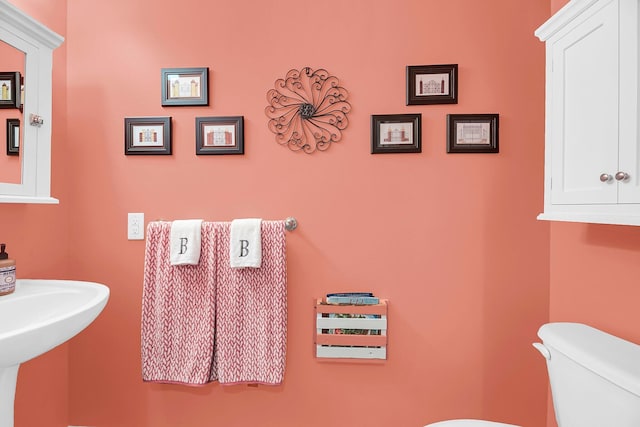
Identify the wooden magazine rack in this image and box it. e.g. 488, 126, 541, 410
314, 299, 388, 360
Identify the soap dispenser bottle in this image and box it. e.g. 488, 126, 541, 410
0, 243, 16, 295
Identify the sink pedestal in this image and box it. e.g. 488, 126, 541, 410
0, 365, 19, 427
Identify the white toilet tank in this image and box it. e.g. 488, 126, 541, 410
536, 323, 640, 427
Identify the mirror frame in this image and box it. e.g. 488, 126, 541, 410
0, 0, 63, 203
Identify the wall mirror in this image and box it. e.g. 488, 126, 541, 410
0, 40, 24, 184
0, 0, 63, 203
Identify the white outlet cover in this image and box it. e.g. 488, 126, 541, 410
127, 212, 144, 240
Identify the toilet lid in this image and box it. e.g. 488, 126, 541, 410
425, 420, 521, 427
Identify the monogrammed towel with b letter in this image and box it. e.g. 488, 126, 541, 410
169, 219, 203, 265
230, 218, 262, 268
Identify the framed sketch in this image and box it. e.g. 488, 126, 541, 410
6, 118, 19, 155
124, 117, 172, 155
371, 114, 421, 154
161, 67, 209, 106
195, 116, 244, 155
406, 64, 457, 105
0, 72, 21, 109
447, 114, 499, 153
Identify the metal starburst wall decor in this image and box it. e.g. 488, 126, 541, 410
265, 67, 351, 154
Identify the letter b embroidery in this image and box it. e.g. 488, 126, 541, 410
179, 237, 188, 254
239, 240, 249, 257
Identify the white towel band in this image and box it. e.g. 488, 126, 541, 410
170, 219, 204, 265
230, 218, 262, 268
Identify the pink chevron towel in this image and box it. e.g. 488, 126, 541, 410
214, 220, 287, 385
141, 221, 217, 385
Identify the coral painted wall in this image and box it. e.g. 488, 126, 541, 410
6, 0, 557, 426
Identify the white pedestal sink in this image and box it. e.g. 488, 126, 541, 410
0, 279, 109, 427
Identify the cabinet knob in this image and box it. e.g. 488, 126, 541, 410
615, 171, 630, 181
600, 173, 612, 182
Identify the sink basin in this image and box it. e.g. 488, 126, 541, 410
0, 279, 109, 367
0, 279, 109, 427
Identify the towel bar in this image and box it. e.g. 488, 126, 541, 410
152, 217, 298, 231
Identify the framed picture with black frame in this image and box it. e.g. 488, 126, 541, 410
371, 113, 422, 154
195, 116, 244, 155
161, 67, 209, 106
124, 116, 172, 155
6, 118, 19, 155
406, 64, 457, 106
446, 113, 499, 153
0, 72, 21, 109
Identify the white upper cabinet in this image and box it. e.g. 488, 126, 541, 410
536, 0, 640, 225
0, 0, 63, 203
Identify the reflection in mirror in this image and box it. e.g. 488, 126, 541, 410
0, 40, 24, 184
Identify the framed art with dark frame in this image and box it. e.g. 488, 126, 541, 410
6, 118, 19, 155
161, 67, 209, 106
446, 114, 499, 153
195, 116, 244, 155
406, 64, 457, 105
124, 117, 172, 155
371, 113, 421, 154
0, 72, 21, 109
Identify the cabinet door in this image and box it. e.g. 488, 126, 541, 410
617, 0, 640, 203
550, 0, 619, 205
